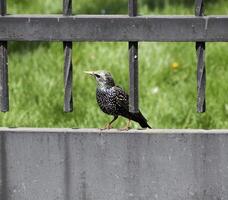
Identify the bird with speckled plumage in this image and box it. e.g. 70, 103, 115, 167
85, 70, 151, 129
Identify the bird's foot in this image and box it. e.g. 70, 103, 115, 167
118, 126, 131, 131
100, 123, 112, 131
118, 120, 131, 131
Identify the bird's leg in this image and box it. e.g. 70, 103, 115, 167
119, 119, 131, 131
101, 116, 118, 130
126, 119, 131, 129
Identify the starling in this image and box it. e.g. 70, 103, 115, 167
85, 70, 151, 129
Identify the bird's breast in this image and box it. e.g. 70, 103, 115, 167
96, 88, 117, 115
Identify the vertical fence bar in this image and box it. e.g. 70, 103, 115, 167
63, 0, 73, 112
0, 0, 9, 112
195, 0, 206, 112
128, 0, 139, 113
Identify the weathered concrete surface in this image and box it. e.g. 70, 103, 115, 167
1, 128, 228, 200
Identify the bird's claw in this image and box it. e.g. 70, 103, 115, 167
100, 123, 112, 130
118, 126, 131, 131
118, 120, 131, 131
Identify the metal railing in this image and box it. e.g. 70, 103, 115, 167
0, 0, 227, 113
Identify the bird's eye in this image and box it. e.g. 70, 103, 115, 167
95, 74, 100, 78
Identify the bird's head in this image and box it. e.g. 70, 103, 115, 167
84, 70, 115, 88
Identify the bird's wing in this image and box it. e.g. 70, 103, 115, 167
113, 86, 129, 111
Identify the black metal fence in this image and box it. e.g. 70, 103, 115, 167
0, 0, 227, 114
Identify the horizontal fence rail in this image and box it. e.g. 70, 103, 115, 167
0, 15, 228, 42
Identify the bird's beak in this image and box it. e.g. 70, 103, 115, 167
84, 71, 95, 76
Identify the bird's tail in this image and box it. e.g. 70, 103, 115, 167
132, 112, 151, 128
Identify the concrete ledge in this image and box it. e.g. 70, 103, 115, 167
1, 128, 228, 200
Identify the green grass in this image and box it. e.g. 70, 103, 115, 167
1, 1, 228, 128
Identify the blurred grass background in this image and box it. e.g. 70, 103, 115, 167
1, 0, 228, 128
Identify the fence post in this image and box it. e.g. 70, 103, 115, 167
128, 0, 139, 113
195, 0, 206, 112
63, 0, 73, 112
0, 0, 9, 112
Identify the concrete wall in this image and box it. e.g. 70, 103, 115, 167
0, 128, 228, 200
